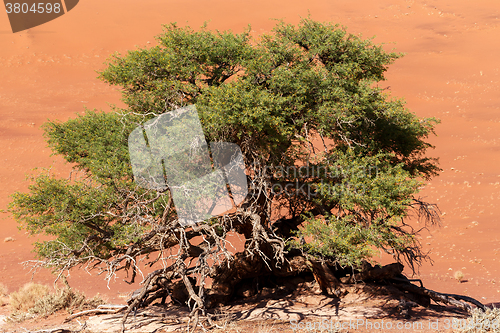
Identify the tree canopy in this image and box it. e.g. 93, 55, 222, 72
9, 17, 441, 325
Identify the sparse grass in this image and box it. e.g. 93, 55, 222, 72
29, 286, 105, 316
9, 283, 50, 312
457, 306, 500, 332
8, 282, 105, 322
0, 283, 8, 306
454, 270, 465, 283
0, 283, 8, 296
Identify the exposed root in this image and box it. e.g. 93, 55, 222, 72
390, 282, 486, 312
63, 259, 488, 332
64, 304, 127, 322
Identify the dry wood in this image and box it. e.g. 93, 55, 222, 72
392, 282, 486, 312
64, 305, 127, 322
341, 262, 404, 283
308, 259, 341, 296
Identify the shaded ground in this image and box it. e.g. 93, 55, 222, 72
0, 280, 480, 332
1, 0, 500, 329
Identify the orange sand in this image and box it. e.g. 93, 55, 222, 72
1, 0, 500, 306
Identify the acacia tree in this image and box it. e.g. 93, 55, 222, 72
9, 18, 444, 327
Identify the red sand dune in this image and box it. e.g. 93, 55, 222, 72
1, 0, 500, 306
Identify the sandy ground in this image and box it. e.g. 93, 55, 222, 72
1, 0, 500, 325
0, 283, 467, 332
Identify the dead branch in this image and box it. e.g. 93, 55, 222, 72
391, 282, 486, 312
307, 259, 341, 296
121, 269, 165, 333
340, 262, 404, 283
64, 305, 127, 322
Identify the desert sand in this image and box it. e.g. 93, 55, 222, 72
1, 0, 499, 312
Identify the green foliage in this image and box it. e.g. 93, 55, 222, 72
289, 213, 420, 268
8, 17, 440, 274
42, 109, 135, 183
99, 18, 439, 177
11, 172, 114, 260
288, 215, 376, 267
314, 150, 422, 215
287, 148, 428, 267
288, 151, 423, 267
